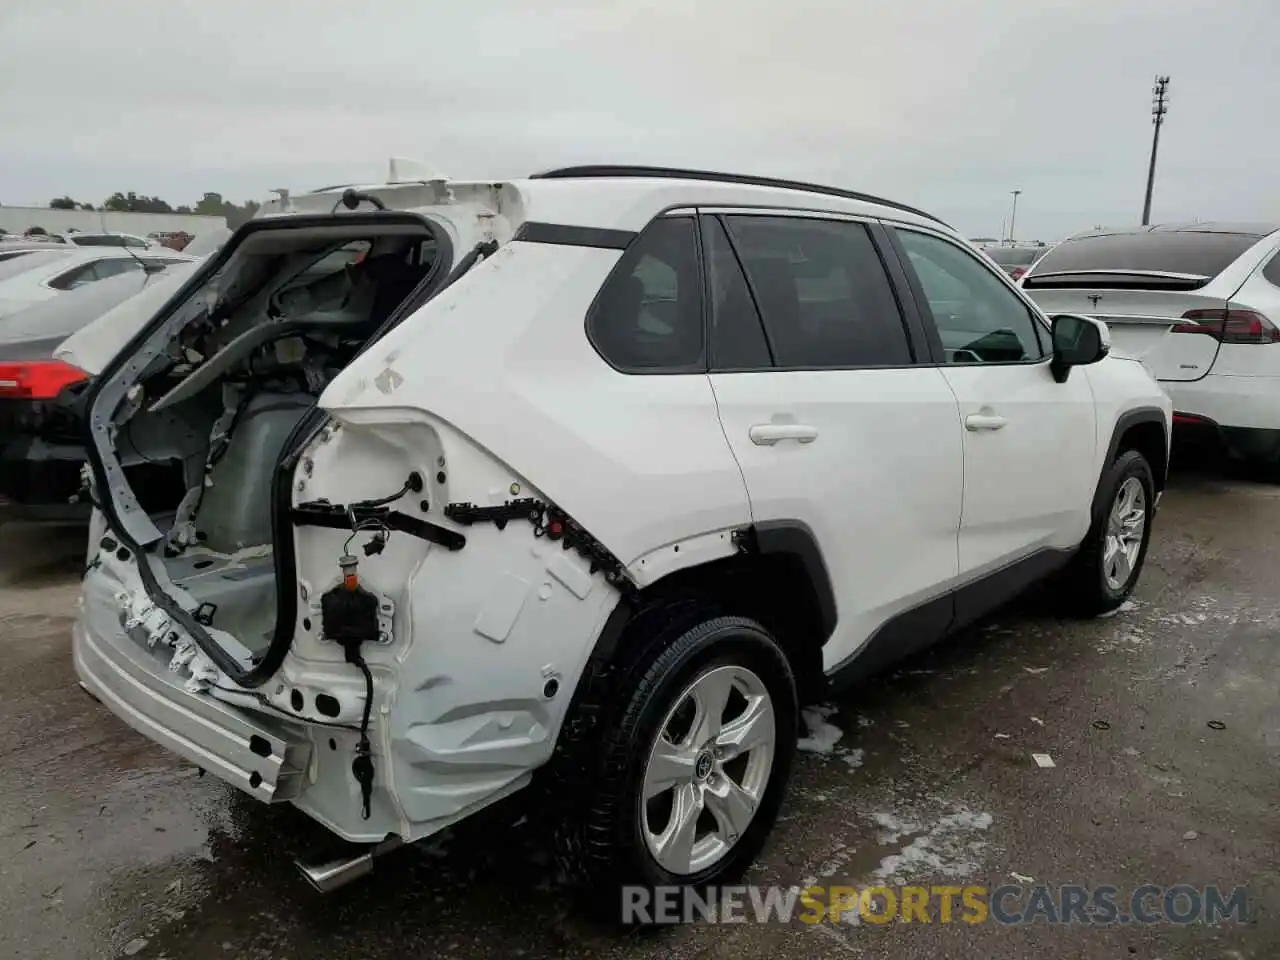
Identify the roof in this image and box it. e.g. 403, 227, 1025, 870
286, 165, 951, 236
1071, 222, 1280, 240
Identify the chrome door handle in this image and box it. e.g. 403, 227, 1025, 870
749, 424, 819, 445
965, 414, 1008, 431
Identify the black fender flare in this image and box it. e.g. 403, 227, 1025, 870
1090, 406, 1168, 522
589, 519, 838, 663
744, 520, 838, 640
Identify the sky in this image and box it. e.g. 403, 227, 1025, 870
0, 0, 1276, 240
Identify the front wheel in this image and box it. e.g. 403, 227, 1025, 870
554, 611, 799, 915
1062, 448, 1155, 616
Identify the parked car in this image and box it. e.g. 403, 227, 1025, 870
0, 262, 201, 522
70, 166, 1170, 905
1020, 222, 1280, 465
0, 246, 194, 320
980, 243, 1049, 280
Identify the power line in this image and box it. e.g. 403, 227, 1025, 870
1141, 76, 1170, 226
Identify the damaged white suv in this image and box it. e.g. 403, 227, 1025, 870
69, 165, 1171, 900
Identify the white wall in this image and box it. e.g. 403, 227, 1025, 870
0, 206, 227, 237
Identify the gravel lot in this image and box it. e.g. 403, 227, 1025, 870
2, 458, 1277, 959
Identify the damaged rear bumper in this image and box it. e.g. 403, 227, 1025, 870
72, 575, 311, 804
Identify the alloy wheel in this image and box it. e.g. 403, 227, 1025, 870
1103, 476, 1146, 591
640, 664, 775, 876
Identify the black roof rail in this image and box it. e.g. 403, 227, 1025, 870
529, 164, 948, 227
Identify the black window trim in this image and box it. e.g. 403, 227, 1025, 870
707, 209, 931, 373
703, 213, 777, 371
884, 224, 1055, 369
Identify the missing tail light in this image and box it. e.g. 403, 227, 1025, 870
1170, 309, 1280, 345
0, 360, 88, 399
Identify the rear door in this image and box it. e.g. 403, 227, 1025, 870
704, 211, 964, 673
891, 225, 1097, 597
1021, 229, 1269, 382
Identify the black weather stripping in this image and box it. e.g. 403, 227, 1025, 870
291, 502, 465, 551
512, 221, 637, 250
446, 498, 635, 593
530, 165, 949, 227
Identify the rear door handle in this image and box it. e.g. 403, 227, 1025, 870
749, 424, 819, 446
965, 414, 1008, 432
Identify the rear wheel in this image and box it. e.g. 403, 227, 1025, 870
1063, 448, 1155, 616
553, 609, 798, 917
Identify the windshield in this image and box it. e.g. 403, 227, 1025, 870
1029, 231, 1260, 278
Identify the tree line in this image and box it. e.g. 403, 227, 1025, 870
47, 192, 262, 228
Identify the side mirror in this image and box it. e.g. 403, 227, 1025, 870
1050, 313, 1110, 383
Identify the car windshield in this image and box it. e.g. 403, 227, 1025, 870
1030, 231, 1260, 278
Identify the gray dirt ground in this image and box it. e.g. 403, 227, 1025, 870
1, 459, 1277, 959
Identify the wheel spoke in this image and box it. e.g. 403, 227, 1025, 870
644, 736, 698, 800
1111, 546, 1132, 585
705, 776, 757, 843
653, 782, 702, 874
716, 694, 774, 760
688, 668, 737, 745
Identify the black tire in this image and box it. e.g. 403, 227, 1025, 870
1062, 448, 1155, 617
551, 605, 798, 920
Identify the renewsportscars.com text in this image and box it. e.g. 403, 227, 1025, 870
622, 883, 1249, 926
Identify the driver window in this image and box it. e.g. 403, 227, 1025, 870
897, 230, 1047, 364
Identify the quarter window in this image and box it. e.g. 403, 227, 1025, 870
588, 217, 704, 371
722, 216, 912, 368
897, 230, 1048, 364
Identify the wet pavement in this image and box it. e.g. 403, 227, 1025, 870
2, 460, 1277, 959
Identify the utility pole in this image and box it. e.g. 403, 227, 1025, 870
1142, 75, 1170, 226
1008, 190, 1021, 245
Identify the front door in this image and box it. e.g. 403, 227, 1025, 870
701, 212, 964, 673
890, 227, 1098, 609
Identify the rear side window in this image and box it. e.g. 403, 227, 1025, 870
702, 216, 772, 370
1029, 231, 1258, 281
723, 216, 912, 368
588, 217, 704, 371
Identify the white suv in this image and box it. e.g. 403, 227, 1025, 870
68, 165, 1170, 903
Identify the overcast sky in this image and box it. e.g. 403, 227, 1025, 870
1, 0, 1275, 239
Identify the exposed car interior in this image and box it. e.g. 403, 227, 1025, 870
99, 221, 442, 663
